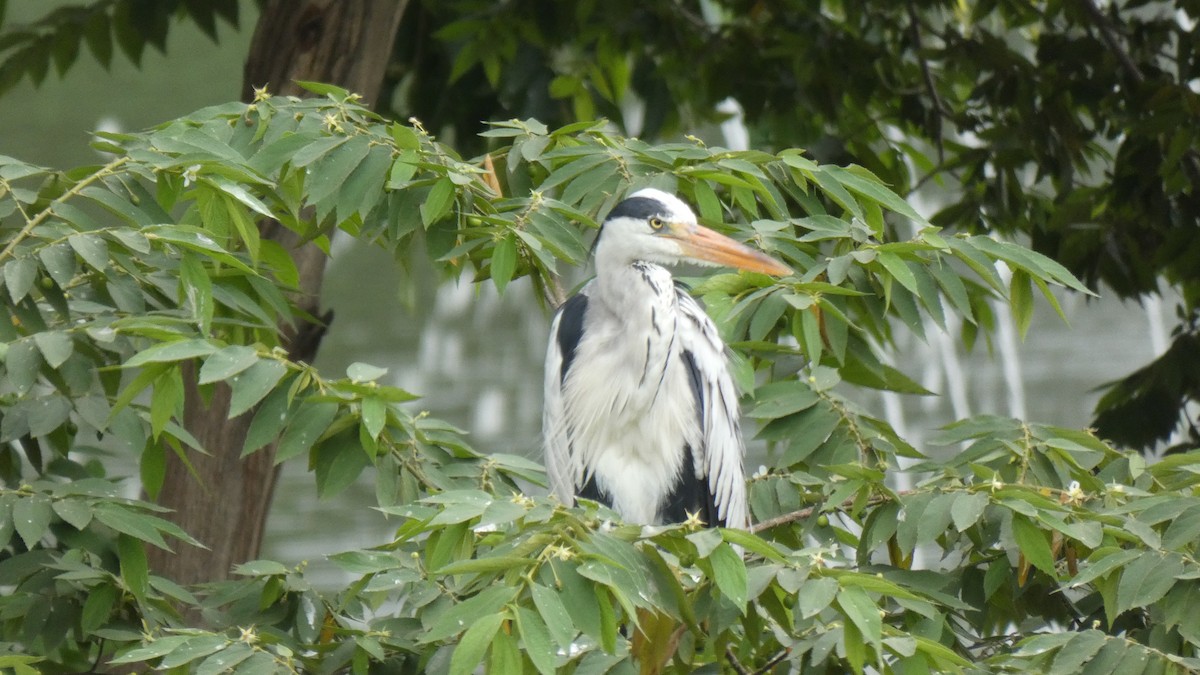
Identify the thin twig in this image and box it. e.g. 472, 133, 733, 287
0, 155, 129, 263
725, 646, 752, 675
753, 648, 792, 674
1076, 0, 1144, 84
750, 489, 917, 533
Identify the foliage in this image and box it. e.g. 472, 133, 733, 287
384, 0, 1200, 453
0, 0, 246, 95
0, 82, 1197, 673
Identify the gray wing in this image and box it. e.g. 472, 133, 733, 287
543, 292, 590, 505
676, 288, 750, 529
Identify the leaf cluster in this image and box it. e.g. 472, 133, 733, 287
0, 89, 1195, 673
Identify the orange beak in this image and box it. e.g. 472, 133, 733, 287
669, 223, 793, 276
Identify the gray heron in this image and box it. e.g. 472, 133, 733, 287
543, 188, 792, 529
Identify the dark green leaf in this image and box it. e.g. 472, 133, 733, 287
241, 385, 292, 456
274, 400, 338, 463
80, 583, 118, 634
1011, 513, 1057, 578
491, 234, 517, 294
117, 533, 149, 604
314, 430, 371, 499
421, 178, 455, 227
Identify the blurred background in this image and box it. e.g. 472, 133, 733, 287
0, 1, 1172, 586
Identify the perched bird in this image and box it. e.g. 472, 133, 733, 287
543, 188, 792, 529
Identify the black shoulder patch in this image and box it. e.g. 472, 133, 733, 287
606, 196, 668, 222
556, 294, 589, 385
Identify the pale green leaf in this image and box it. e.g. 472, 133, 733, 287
198, 345, 259, 384
449, 612, 506, 675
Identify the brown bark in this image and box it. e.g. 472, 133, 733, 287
147, 0, 409, 587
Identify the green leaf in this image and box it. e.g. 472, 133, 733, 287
346, 361, 387, 383
514, 604, 557, 675
1011, 513, 1057, 578
488, 625, 522, 675
228, 359, 288, 418
361, 395, 387, 440
32, 331, 73, 369
308, 134, 372, 208
198, 346, 259, 384
449, 611, 506, 675
1049, 629, 1109, 674
3, 257, 36, 302
5, 338, 41, 394
531, 583, 576, 649
125, 339, 217, 367
38, 243, 76, 287
314, 430, 371, 499
110, 636, 193, 665
117, 533, 149, 604
708, 542, 748, 611
159, 635, 230, 669
95, 503, 170, 549
52, 498, 93, 530
837, 585, 882, 650
275, 400, 338, 463
491, 234, 517, 294
1009, 268, 1034, 339
69, 232, 109, 271
80, 583, 119, 634
1116, 553, 1185, 615
179, 253, 214, 335
421, 585, 516, 643
12, 493, 52, 548
150, 367, 183, 439
241, 385, 292, 456
747, 381, 820, 419
291, 135, 348, 168
951, 491, 989, 532
421, 178, 455, 227
798, 577, 839, 618
195, 643, 255, 675
877, 251, 921, 297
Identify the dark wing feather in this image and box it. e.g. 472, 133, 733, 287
543, 292, 593, 505
674, 287, 750, 529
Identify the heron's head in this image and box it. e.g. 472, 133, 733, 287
595, 188, 792, 276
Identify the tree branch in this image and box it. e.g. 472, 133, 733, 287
751, 489, 917, 533
906, 1, 947, 165
1076, 0, 1144, 85
0, 156, 128, 263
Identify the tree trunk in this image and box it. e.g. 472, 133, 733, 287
147, 0, 409, 587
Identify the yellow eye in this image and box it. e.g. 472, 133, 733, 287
648, 217, 665, 230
